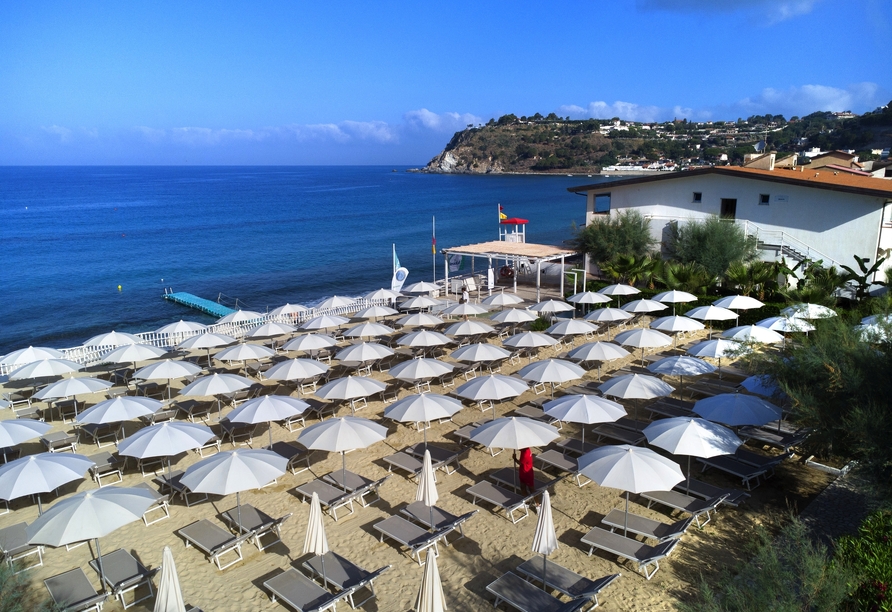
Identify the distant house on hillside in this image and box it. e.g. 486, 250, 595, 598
568, 166, 892, 279
805, 150, 862, 170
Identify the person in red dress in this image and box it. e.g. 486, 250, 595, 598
513, 448, 538, 508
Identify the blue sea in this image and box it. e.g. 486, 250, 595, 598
1, 166, 610, 354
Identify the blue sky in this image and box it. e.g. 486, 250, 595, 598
0, 0, 888, 165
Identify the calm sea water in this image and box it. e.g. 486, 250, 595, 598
1, 166, 609, 354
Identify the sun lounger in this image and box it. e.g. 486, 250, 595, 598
485, 571, 601, 612
302, 551, 390, 609
0, 521, 43, 574
555, 437, 600, 456
293, 479, 359, 521
535, 449, 591, 487
613, 417, 650, 433
698, 456, 767, 490
645, 400, 693, 419
513, 404, 562, 428
738, 426, 809, 453
601, 508, 694, 543
372, 515, 452, 565
267, 441, 311, 474
0, 446, 21, 464
640, 491, 728, 527
592, 423, 645, 446
88, 451, 123, 487
177, 519, 253, 570
41, 430, 79, 453
87, 548, 157, 609
452, 421, 501, 456
673, 477, 749, 507
132, 482, 170, 525
382, 451, 426, 480
466, 481, 537, 524
580, 527, 678, 580
220, 504, 291, 551
139, 407, 177, 426
515, 558, 621, 606
44, 568, 109, 612
264, 568, 354, 612
322, 471, 389, 507
733, 448, 791, 476
78, 422, 124, 448
219, 419, 258, 447
154, 470, 209, 507
488, 467, 559, 495
400, 501, 478, 545
404, 442, 464, 475
176, 400, 213, 423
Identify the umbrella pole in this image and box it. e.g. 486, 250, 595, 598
37, 494, 43, 516
95, 538, 108, 594
268, 425, 274, 448
236, 491, 242, 535
543, 552, 548, 591
342, 452, 348, 492
321, 554, 328, 590
686, 455, 692, 493
624, 491, 630, 537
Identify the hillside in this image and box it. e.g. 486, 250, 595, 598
422, 105, 892, 174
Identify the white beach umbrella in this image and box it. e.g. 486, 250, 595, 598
531, 489, 559, 589
713, 295, 764, 310
503, 331, 558, 349
578, 445, 684, 535
264, 358, 329, 382
693, 392, 782, 427
134, 359, 203, 400
490, 308, 537, 324
857, 323, 888, 343
214, 343, 276, 362
861, 313, 892, 326
444, 320, 495, 337
543, 394, 626, 447
529, 299, 575, 314
154, 545, 186, 612
101, 343, 168, 371
481, 292, 524, 307
400, 296, 442, 311
335, 342, 394, 363
244, 321, 297, 339
343, 322, 395, 338
316, 376, 387, 413
780, 303, 837, 320
33, 376, 112, 401
76, 396, 162, 425
118, 421, 215, 460
599, 373, 674, 400
740, 375, 785, 399
647, 356, 715, 392
282, 334, 338, 353
415, 548, 447, 612
351, 305, 399, 320
686, 338, 742, 376
470, 417, 560, 450
567, 341, 630, 379
1, 346, 65, 368
621, 299, 668, 314
304, 492, 331, 588
653, 289, 698, 315
644, 417, 742, 491
177, 332, 237, 366
269, 303, 308, 317
84, 331, 143, 347
397, 330, 452, 348
316, 296, 356, 310
650, 315, 705, 333
365, 288, 403, 301
27, 486, 157, 591
518, 359, 586, 398
228, 395, 310, 446
300, 314, 350, 331
598, 284, 641, 297
416, 450, 439, 534
389, 359, 454, 383
0, 453, 95, 513
155, 320, 207, 335
583, 307, 634, 339
297, 417, 388, 491
441, 302, 489, 318
757, 316, 815, 333
216, 310, 264, 325
397, 312, 444, 327
384, 393, 463, 445
567, 291, 612, 305
450, 343, 512, 363
455, 375, 529, 403
181, 449, 286, 528
613, 328, 672, 364
8, 358, 83, 381
403, 281, 440, 294
545, 319, 599, 337
180, 372, 252, 416
685, 305, 737, 322
0, 419, 52, 447
721, 325, 784, 344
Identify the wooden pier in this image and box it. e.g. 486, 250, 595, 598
164, 292, 237, 318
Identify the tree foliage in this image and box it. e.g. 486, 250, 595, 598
667, 216, 759, 280
0, 562, 61, 612
572, 210, 655, 267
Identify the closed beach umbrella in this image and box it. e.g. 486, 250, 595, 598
784, 303, 838, 320
300, 315, 350, 331
518, 359, 586, 398
529, 299, 575, 314
343, 322, 395, 339
416, 450, 439, 532
244, 321, 297, 339
384, 393, 463, 445
490, 308, 537, 324
0, 419, 52, 447
334, 342, 394, 363
316, 376, 387, 414
450, 343, 512, 363
8, 358, 83, 381
455, 375, 529, 404
228, 395, 310, 446
282, 333, 338, 353
134, 359, 203, 400
567, 341, 630, 379
578, 445, 683, 536
400, 296, 442, 311
403, 281, 440, 294
84, 331, 143, 347
470, 417, 559, 450
216, 310, 264, 325
415, 548, 447, 612
441, 302, 489, 317
0, 453, 95, 514
647, 355, 715, 392
397, 330, 451, 348
567, 291, 612, 305
481, 292, 524, 308
543, 394, 626, 447
531, 490, 559, 589
297, 417, 388, 491
316, 296, 356, 310
613, 328, 672, 364
1, 346, 65, 369
177, 332, 237, 366
444, 320, 495, 337
304, 492, 330, 588
721, 325, 784, 344
118, 421, 215, 477
214, 343, 275, 362
397, 313, 444, 327
693, 392, 782, 427
583, 307, 633, 339
155, 545, 186, 612
156, 320, 207, 336
621, 299, 668, 314
76, 396, 162, 425
264, 358, 329, 382
389, 359, 454, 383
644, 416, 742, 491
181, 449, 287, 529
545, 319, 599, 337
351, 305, 399, 320
27, 486, 156, 591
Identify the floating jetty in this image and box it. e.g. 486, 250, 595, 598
164, 291, 236, 318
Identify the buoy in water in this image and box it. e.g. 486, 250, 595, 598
117, 285, 122, 291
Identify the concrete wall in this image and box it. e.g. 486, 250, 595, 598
583, 173, 888, 270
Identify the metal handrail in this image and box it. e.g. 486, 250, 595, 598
737, 220, 843, 269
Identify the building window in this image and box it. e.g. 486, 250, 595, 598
594, 193, 611, 213
759, 194, 770, 205
692, 192, 702, 203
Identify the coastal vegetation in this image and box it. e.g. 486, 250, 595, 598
666, 217, 760, 281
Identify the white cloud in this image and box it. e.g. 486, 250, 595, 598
41, 125, 73, 143
636, 0, 821, 24
558, 101, 665, 123
736, 82, 880, 116
404, 108, 482, 132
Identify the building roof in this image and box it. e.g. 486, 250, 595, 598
567, 166, 892, 199
442, 241, 575, 261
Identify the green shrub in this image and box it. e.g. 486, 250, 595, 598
528, 316, 551, 332
835, 510, 892, 611
573, 210, 655, 266
0, 562, 61, 612
667, 216, 759, 280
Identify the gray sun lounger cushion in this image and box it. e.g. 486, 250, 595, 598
646, 400, 694, 419
88, 451, 123, 487
44, 567, 109, 612
404, 443, 464, 475
640, 491, 728, 527
673, 478, 749, 507
293, 479, 357, 521
486, 571, 598, 612
0, 521, 44, 574
488, 467, 559, 495
737, 426, 809, 452
303, 551, 390, 609
87, 548, 157, 609
177, 519, 253, 570
132, 482, 170, 525
580, 527, 678, 580
372, 515, 452, 565
734, 448, 791, 474
593, 423, 645, 446
400, 501, 478, 544
154, 470, 209, 507
535, 449, 591, 487
267, 441, 311, 474
466, 481, 537, 524
515, 557, 621, 605
263, 568, 353, 612
698, 456, 767, 490
220, 504, 291, 551
382, 451, 425, 479
602, 508, 694, 543
323, 471, 390, 507
555, 438, 600, 456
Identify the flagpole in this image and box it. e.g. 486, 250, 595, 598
432, 216, 436, 282
392, 243, 396, 275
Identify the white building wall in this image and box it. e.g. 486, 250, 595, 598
584, 173, 888, 270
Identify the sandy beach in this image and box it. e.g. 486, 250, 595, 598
0, 311, 833, 612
